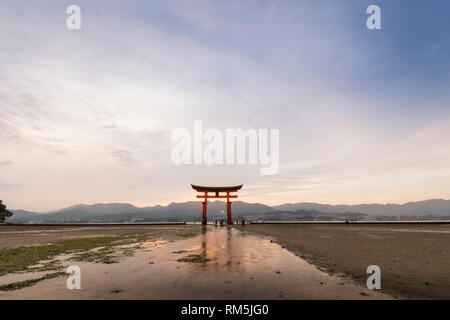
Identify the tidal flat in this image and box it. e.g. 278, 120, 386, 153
245, 223, 450, 299
0, 225, 389, 299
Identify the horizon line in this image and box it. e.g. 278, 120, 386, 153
10, 197, 450, 214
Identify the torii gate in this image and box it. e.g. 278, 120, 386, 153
191, 184, 243, 225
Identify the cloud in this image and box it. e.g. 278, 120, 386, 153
0, 1, 449, 210
0, 183, 21, 191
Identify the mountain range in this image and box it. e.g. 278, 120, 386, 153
7, 199, 450, 223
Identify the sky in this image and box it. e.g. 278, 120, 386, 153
1, 0, 450, 211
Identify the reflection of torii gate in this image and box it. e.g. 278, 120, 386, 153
191, 184, 243, 225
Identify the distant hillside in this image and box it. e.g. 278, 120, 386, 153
7, 201, 274, 223
252, 210, 368, 221
6, 198, 450, 223
272, 199, 450, 216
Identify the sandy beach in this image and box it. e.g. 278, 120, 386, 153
244, 223, 450, 299
0, 225, 389, 300
2, 223, 449, 299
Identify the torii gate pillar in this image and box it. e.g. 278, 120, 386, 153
226, 200, 232, 225
202, 200, 207, 225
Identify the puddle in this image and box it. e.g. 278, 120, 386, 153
0, 227, 390, 299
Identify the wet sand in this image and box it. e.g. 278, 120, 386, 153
244, 224, 450, 299
0, 225, 193, 249
0, 226, 389, 300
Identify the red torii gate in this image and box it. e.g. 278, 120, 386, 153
191, 184, 243, 225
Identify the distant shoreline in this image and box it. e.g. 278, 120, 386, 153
3, 220, 450, 227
